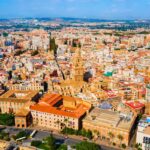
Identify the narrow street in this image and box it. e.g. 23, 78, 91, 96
54, 55, 65, 80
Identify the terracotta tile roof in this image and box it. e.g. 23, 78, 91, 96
30, 93, 91, 118
40, 93, 62, 106
31, 103, 89, 118
125, 101, 145, 110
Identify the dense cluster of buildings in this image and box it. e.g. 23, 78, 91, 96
1, 27, 150, 148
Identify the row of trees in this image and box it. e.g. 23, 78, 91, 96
76, 141, 101, 150
93, 130, 126, 148
61, 127, 93, 139
31, 135, 101, 150
107, 132, 126, 148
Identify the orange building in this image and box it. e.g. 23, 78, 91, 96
30, 93, 91, 131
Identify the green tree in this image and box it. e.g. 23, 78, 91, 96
3, 134, 10, 141
15, 131, 27, 140
93, 130, 100, 138
44, 135, 56, 150
0, 131, 10, 141
61, 127, 93, 139
76, 141, 101, 150
121, 144, 126, 149
78, 43, 81, 48
31, 50, 39, 56
64, 118, 68, 126
86, 130, 93, 139
135, 143, 142, 150
31, 140, 42, 147
55, 120, 62, 130
72, 39, 77, 47
3, 32, 8, 37
81, 129, 87, 137
57, 144, 67, 150
0, 134, 3, 140
14, 50, 26, 56
117, 134, 124, 146
108, 132, 115, 143
0, 113, 15, 126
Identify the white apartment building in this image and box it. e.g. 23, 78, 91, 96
136, 117, 150, 150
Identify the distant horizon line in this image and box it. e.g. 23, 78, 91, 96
0, 17, 150, 21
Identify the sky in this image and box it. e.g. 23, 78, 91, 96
0, 0, 150, 19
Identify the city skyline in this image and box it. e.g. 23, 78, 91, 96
1, 0, 150, 19
1, 1, 150, 150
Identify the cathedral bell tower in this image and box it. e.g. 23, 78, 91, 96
72, 49, 84, 82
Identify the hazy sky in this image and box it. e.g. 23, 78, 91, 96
0, 0, 150, 19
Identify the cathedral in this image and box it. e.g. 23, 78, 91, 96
60, 48, 86, 96
50, 48, 109, 105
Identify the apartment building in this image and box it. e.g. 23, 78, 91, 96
136, 117, 150, 150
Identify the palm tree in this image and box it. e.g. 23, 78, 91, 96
44, 135, 56, 150
117, 134, 123, 146
97, 131, 100, 139
93, 130, 100, 139
108, 132, 115, 144
64, 118, 69, 127
55, 120, 60, 130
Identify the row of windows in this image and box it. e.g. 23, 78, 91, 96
37, 122, 75, 129
144, 137, 150, 144
0, 102, 23, 106
16, 119, 25, 123
32, 111, 75, 121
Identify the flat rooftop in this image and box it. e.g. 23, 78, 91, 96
83, 108, 135, 131
0, 90, 39, 101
